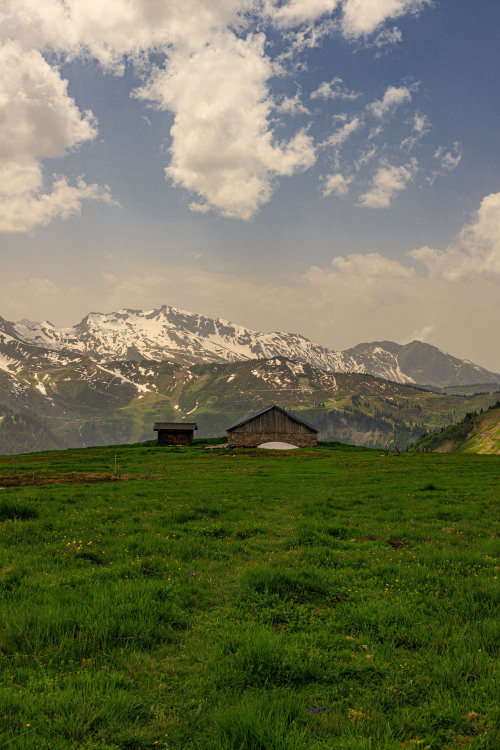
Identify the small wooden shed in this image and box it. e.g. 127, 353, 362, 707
154, 422, 198, 446
226, 405, 318, 448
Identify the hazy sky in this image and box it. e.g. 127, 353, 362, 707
1, 0, 499, 371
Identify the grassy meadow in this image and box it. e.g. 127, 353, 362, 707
0, 443, 499, 749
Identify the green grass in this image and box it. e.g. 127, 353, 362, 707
0, 444, 499, 749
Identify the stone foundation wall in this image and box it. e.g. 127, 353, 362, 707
227, 432, 317, 448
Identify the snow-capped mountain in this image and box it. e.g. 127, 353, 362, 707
1, 305, 499, 388
7, 306, 361, 373
0, 305, 500, 387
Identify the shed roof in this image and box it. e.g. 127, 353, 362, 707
153, 422, 198, 431
227, 405, 318, 433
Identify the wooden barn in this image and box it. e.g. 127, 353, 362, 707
153, 422, 198, 446
226, 405, 318, 448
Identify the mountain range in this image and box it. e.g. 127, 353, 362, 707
2, 305, 499, 388
0, 305, 499, 454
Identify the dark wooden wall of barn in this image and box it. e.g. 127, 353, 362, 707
234, 410, 313, 435
157, 431, 194, 446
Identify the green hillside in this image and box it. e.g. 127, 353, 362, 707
415, 402, 500, 454
1, 357, 500, 453
0, 407, 61, 455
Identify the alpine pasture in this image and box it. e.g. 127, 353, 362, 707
0, 442, 498, 749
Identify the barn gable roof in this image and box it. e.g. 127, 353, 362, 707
227, 405, 318, 433
154, 422, 198, 431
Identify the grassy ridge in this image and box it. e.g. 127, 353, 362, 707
415, 403, 500, 454
0, 444, 499, 749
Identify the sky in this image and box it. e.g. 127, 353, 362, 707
1, 0, 500, 372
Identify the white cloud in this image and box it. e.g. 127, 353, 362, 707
434, 142, 462, 172
1, 0, 250, 65
0, 176, 116, 234
410, 191, 500, 281
359, 159, 417, 208
0, 0, 456, 227
322, 172, 353, 197
311, 77, 360, 101
277, 17, 338, 60
342, 0, 428, 38
367, 85, 412, 119
324, 117, 360, 148
0, 0, 261, 227
374, 26, 402, 48
401, 112, 430, 151
0, 40, 115, 232
405, 323, 435, 344
412, 112, 429, 135
135, 32, 316, 220
274, 92, 310, 115
266, 0, 340, 29
0, 42, 96, 161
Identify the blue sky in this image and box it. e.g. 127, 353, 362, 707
1, 0, 499, 371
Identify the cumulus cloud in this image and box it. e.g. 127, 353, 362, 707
266, 0, 340, 29
135, 32, 316, 219
0, 176, 116, 234
341, 0, 428, 38
359, 159, 417, 208
0, 42, 96, 161
410, 191, 500, 281
311, 77, 360, 101
1, 0, 249, 66
322, 172, 353, 197
367, 85, 412, 119
0, 0, 453, 227
0, 40, 115, 232
274, 92, 310, 115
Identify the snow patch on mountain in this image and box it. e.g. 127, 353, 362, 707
95, 364, 153, 394
0, 353, 22, 374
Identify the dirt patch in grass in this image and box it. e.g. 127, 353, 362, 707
0, 472, 134, 487
387, 537, 409, 549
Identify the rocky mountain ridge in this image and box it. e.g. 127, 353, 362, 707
1, 305, 499, 388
